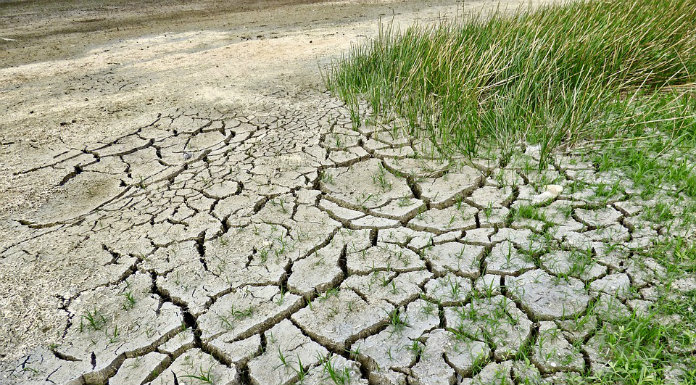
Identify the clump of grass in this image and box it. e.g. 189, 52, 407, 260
326, 0, 696, 168
564, 237, 696, 384
515, 204, 546, 222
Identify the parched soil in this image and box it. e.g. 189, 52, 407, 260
5, 1, 694, 384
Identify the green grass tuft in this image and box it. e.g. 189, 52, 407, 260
327, 0, 696, 173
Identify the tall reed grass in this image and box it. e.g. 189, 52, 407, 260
326, 0, 696, 163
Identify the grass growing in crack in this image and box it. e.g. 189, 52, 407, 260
21, 366, 39, 375
319, 170, 335, 185
642, 202, 676, 224
107, 325, 120, 344
276, 287, 287, 305
547, 249, 595, 280
446, 276, 463, 300
122, 291, 136, 310
406, 340, 423, 356
593, 180, 622, 201
271, 197, 290, 214
589, 124, 696, 199
277, 347, 290, 369
561, 237, 696, 384
387, 308, 409, 333
372, 163, 393, 192
326, 0, 696, 174
397, 196, 412, 207
181, 365, 215, 384
420, 298, 437, 316
320, 287, 340, 302
482, 202, 494, 221
575, 314, 690, 385
294, 355, 308, 381
80, 309, 107, 332
218, 305, 254, 329
258, 247, 270, 263
514, 204, 547, 223
320, 356, 352, 385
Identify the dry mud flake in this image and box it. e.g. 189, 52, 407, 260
506, 270, 591, 320
292, 289, 393, 351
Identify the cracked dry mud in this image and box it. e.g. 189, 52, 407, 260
2, 2, 696, 385
3, 93, 696, 384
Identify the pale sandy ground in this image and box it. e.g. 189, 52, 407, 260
0, 0, 557, 370
1, 0, 524, 218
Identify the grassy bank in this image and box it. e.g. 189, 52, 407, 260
326, 0, 696, 186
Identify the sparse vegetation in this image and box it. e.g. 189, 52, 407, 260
320, 356, 352, 385
181, 364, 215, 384
80, 309, 107, 332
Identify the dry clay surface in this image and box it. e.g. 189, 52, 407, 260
2, 0, 695, 384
